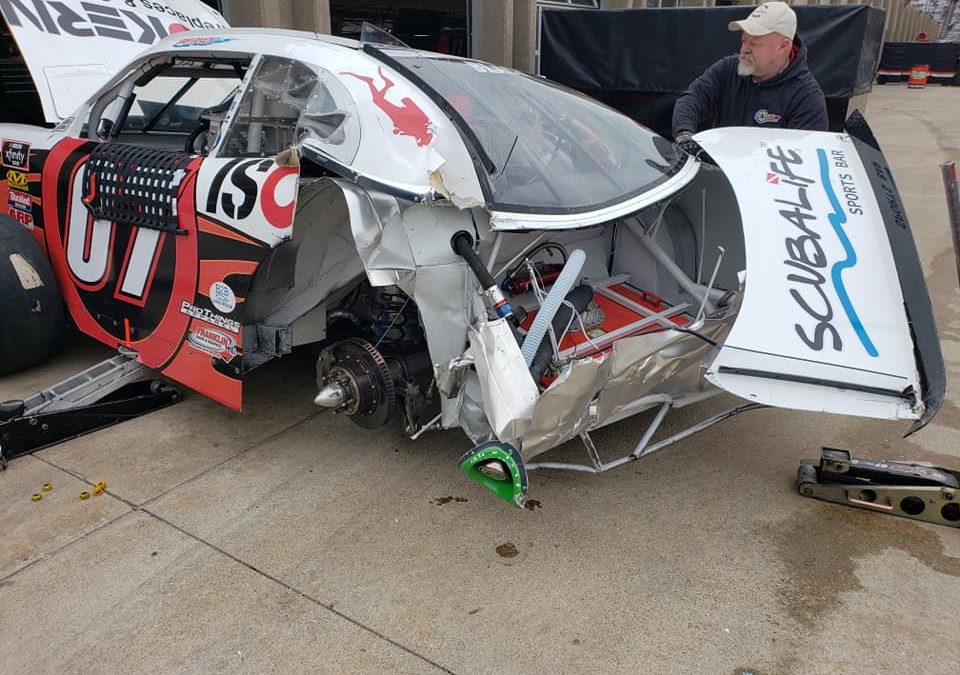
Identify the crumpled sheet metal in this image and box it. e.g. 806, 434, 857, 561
469, 316, 539, 444
398, 263, 477, 433
335, 180, 486, 434
516, 353, 610, 460
593, 320, 730, 423
454, 373, 495, 444
262, 182, 366, 326
518, 319, 733, 461
435, 351, 474, 400
334, 179, 413, 287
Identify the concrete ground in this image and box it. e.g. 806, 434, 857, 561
2, 85, 959, 675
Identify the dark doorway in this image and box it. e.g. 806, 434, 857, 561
0, 14, 44, 124
331, 1, 469, 57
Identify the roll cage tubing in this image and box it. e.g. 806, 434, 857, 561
89, 57, 249, 141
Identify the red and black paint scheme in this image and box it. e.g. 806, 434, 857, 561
29, 138, 286, 410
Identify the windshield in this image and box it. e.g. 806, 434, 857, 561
388, 53, 683, 213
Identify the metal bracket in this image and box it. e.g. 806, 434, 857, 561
255, 324, 293, 358
797, 448, 960, 528
12, 350, 148, 417
0, 351, 182, 468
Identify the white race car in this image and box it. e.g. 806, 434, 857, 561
0, 1, 948, 507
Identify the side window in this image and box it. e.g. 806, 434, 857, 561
85, 58, 246, 154
298, 68, 361, 165
219, 56, 360, 164
125, 73, 239, 134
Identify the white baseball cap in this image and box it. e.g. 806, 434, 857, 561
729, 2, 797, 40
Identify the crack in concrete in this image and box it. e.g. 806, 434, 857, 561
0, 508, 137, 584
0, 474, 457, 674
141, 508, 459, 675
137, 410, 323, 509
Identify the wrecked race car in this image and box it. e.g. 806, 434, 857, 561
0, 11, 948, 506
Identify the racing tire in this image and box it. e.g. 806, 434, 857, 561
0, 215, 65, 374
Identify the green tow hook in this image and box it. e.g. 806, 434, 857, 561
458, 442, 528, 508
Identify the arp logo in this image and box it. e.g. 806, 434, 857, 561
2, 140, 30, 170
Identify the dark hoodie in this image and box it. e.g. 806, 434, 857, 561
671, 36, 827, 137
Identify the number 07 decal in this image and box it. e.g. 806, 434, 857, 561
114, 226, 164, 306
42, 139, 201, 370
62, 167, 166, 306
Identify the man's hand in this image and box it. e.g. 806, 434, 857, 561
674, 130, 703, 158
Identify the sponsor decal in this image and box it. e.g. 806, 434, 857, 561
817, 147, 876, 357
8, 188, 32, 213
6, 169, 28, 189
871, 161, 907, 231
754, 109, 782, 125
0, 0, 225, 45
7, 208, 33, 227
209, 281, 236, 313
767, 145, 877, 357
204, 158, 297, 231
342, 67, 434, 147
2, 140, 29, 169
188, 326, 237, 361
180, 300, 240, 334
173, 35, 231, 47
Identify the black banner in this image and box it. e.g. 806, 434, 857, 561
541, 5, 885, 98
880, 42, 960, 73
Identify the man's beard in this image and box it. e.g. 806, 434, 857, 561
737, 55, 755, 77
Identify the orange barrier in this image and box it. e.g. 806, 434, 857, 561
908, 64, 930, 88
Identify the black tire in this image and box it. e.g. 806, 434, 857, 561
0, 215, 65, 374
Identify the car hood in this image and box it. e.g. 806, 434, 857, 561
0, 0, 228, 123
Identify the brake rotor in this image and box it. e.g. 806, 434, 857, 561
321, 338, 396, 429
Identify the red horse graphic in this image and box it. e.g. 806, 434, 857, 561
342, 67, 434, 147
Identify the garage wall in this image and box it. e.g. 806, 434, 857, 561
218, 0, 947, 70
220, 0, 331, 32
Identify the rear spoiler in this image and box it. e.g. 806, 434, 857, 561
844, 111, 945, 434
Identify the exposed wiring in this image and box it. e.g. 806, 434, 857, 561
504, 242, 568, 285
567, 303, 602, 356
492, 232, 548, 280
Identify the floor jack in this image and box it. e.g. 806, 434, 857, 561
0, 349, 181, 470
797, 448, 960, 528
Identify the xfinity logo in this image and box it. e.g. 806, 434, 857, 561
2, 140, 29, 169
0, 0, 225, 45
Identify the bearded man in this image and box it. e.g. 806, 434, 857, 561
672, 2, 827, 156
